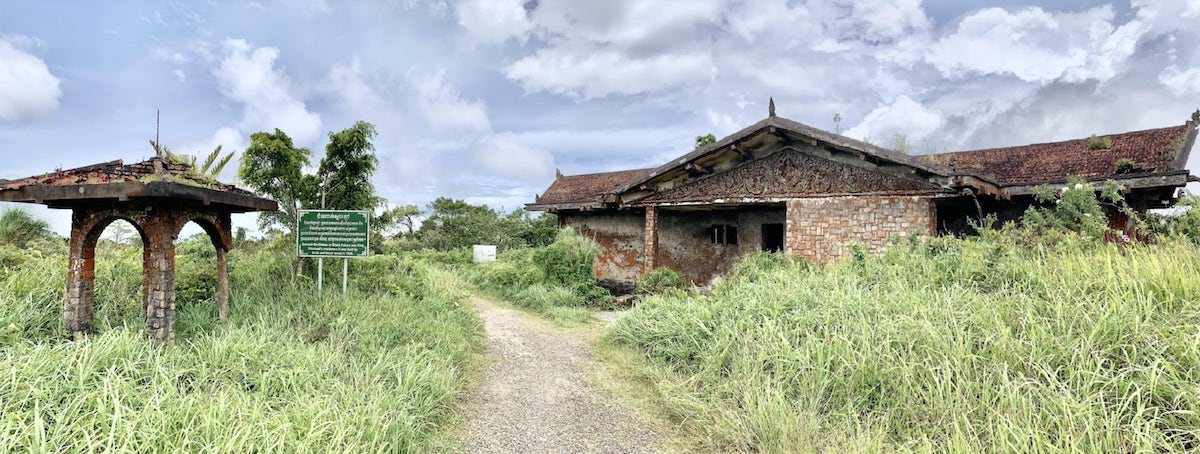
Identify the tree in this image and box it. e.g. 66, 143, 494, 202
238, 129, 316, 234
318, 121, 380, 210
0, 208, 54, 248
418, 198, 502, 250
377, 204, 421, 236
695, 133, 716, 148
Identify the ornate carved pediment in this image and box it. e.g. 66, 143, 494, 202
638, 148, 938, 204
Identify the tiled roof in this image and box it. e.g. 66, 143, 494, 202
534, 168, 654, 206
1, 158, 250, 194
529, 112, 1199, 210
931, 124, 1193, 186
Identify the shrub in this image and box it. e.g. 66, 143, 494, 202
1114, 158, 1141, 174
1087, 134, 1112, 150
635, 267, 689, 294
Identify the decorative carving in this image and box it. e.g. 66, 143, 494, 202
641, 149, 936, 204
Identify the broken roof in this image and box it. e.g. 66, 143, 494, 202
930, 123, 1195, 186
0, 157, 278, 212
528, 110, 1199, 211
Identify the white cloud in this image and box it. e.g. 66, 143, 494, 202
1159, 65, 1200, 95
0, 36, 61, 122
845, 96, 945, 148
173, 69, 186, 82
929, 7, 1102, 83
151, 47, 189, 64
469, 132, 555, 183
452, 0, 533, 44
506, 46, 712, 99
412, 71, 491, 133
209, 38, 323, 146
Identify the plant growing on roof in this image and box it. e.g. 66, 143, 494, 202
695, 133, 716, 148
1087, 135, 1112, 150
1114, 158, 1141, 174
148, 140, 234, 180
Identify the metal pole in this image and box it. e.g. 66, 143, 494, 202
342, 258, 348, 295
318, 182, 326, 296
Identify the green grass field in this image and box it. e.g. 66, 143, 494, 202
609, 235, 1200, 452
0, 238, 481, 452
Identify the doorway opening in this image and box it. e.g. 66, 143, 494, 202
761, 223, 784, 252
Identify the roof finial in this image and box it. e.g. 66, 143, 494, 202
555, 168, 563, 179
1192, 109, 1199, 124
768, 97, 776, 117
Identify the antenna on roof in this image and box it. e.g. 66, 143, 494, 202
768, 97, 776, 117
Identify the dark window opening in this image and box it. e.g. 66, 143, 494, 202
711, 224, 738, 245
762, 223, 784, 252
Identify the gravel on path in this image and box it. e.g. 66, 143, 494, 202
458, 297, 669, 453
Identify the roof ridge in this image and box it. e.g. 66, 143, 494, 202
945, 124, 1190, 156
560, 167, 656, 178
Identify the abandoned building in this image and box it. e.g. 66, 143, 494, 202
527, 108, 1200, 285
0, 158, 277, 341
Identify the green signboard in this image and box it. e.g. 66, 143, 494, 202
297, 210, 370, 258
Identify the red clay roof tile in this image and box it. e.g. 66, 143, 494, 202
932, 125, 1191, 186
535, 168, 654, 205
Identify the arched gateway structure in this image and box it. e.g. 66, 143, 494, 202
0, 158, 277, 341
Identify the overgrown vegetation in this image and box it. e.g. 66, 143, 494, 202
609, 233, 1200, 452
0, 230, 481, 451
1087, 134, 1113, 150
465, 229, 611, 323
604, 183, 1200, 452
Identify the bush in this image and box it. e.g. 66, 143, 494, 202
469, 228, 612, 313
635, 267, 689, 294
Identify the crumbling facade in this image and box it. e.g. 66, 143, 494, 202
528, 109, 1200, 285
1, 158, 276, 340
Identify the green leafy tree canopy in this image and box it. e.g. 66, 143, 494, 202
318, 121, 380, 211
238, 129, 316, 233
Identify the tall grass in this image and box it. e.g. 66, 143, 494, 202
609, 234, 1200, 452
0, 238, 481, 452
464, 229, 610, 323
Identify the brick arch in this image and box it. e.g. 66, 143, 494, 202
175, 214, 232, 251
175, 214, 234, 321
65, 204, 239, 340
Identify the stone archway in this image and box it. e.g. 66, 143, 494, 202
66, 203, 235, 341
2, 158, 277, 341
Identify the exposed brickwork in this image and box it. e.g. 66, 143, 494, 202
65, 202, 233, 341
560, 211, 645, 282
643, 207, 658, 273
786, 196, 934, 263
1, 157, 250, 194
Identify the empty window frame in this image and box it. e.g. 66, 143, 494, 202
711, 224, 738, 245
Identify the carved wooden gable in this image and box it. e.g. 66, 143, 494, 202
638, 148, 939, 204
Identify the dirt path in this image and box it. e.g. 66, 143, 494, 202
458, 297, 670, 453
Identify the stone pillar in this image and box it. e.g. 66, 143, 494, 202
64, 217, 96, 339
216, 247, 229, 322
141, 215, 178, 342
643, 206, 658, 273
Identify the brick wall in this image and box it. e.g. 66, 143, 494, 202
786, 195, 934, 262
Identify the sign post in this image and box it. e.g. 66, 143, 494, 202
297, 210, 370, 295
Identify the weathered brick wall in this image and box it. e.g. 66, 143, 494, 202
559, 211, 645, 282
654, 207, 784, 285
786, 195, 934, 262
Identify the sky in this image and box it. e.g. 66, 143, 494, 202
1, 0, 1199, 236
